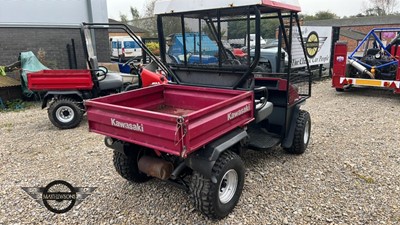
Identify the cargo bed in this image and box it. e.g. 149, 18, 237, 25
27, 69, 93, 91
86, 84, 254, 157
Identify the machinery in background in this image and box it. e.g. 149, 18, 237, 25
332, 28, 400, 93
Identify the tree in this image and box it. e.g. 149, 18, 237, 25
141, 0, 157, 36
228, 18, 279, 39
130, 6, 140, 20
144, 0, 157, 18
363, 0, 399, 16
302, 11, 338, 21
202, 24, 226, 41
315, 11, 338, 20
119, 13, 128, 23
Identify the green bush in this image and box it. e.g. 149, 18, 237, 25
146, 42, 160, 56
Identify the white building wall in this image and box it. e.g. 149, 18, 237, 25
0, 0, 108, 25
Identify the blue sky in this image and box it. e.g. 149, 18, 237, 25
107, 0, 366, 20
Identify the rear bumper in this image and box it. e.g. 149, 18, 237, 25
332, 76, 400, 93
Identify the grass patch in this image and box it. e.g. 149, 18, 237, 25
352, 171, 375, 184
0, 122, 14, 132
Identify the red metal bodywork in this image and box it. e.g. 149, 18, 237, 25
332, 42, 348, 89
28, 70, 93, 91
392, 46, 400, 93
233, 48, 247, 58
85, 84, 254, 158
391, 45, 400, 59
255, 77, 301, 105
141, 68, 169, 87
261, 0, 301, 12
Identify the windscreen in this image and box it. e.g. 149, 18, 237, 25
162, 15, 251, 68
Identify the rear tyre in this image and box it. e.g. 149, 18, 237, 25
285, 110, 311, 154
113, 149, 151, 183
48, 98, 83, 129
190, 150, 245, 219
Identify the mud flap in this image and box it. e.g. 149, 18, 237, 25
185, 128, 248, 182
281, 104, 300, 149
104, 137, 126, 155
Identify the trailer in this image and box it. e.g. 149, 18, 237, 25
332, 28, 400, 94
86, 0, 312, 219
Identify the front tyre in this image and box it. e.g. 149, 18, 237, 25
285, 110, 311, 154
48, 98, 83, 129
190, 150, 245, 219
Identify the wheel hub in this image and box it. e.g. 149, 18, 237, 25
56, 106, 74, 123
219, 169, 238, 204
304, 120, 310, 144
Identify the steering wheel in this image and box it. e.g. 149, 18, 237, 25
96, 66, 108, 81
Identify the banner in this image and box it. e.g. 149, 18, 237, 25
291, 26, 333, 68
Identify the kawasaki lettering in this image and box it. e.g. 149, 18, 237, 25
111, 118, 144, 132
227, 104, 251, 121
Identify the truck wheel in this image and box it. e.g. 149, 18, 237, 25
113, 150, 151, 183
285, 110, 311, 154
48, 98, 83, 129
190, 150, 245, 219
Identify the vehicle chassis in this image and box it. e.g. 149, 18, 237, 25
86, 1, 312, 219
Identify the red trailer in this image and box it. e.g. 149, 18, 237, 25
86, 0, 312, 219
332, 28, 400, 94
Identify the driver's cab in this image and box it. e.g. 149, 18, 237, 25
154, 1, 305, 123
156, 9, 254, 90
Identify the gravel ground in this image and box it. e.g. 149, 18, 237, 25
1, 79, 400, 224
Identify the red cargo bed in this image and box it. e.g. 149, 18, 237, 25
27, 69, 93, 91
86, 84, 254, 157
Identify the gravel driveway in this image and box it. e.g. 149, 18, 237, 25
1, 79, 399, 224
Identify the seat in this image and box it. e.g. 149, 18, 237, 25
365, 48, 380, 56
254, 101, 273, 123
99, 72, 123, 91
89, 56, 123, 91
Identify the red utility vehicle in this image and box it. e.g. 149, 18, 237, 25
86, 0, 312, 219
27, 25, 167, 129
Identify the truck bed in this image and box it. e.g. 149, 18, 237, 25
27, 69, 93, 91
85, 84, 254, 157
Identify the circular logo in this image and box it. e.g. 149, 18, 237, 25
305, 31, 319, 58
42, 180, 77, 214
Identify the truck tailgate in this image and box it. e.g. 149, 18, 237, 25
86, 84, 254, 157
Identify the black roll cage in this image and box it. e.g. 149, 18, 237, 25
156, 5, 312, 91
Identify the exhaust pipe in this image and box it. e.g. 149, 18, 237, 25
348, 59, 375, 79
138, 156, 174, 180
